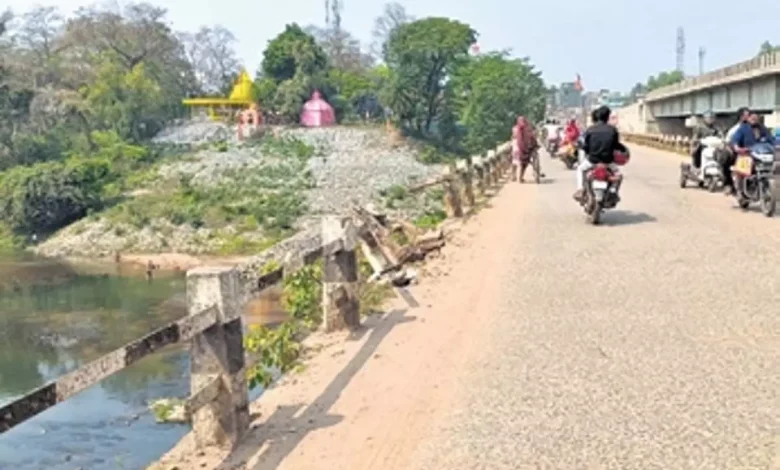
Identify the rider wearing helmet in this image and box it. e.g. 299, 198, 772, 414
690, 110, 721, 171
573, 105, 627, 201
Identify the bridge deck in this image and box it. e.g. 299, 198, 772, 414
153, 145, 780, 470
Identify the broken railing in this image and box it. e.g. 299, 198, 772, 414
0, 140, 512, 451
0, 219, 363, 450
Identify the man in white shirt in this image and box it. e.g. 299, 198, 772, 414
543, 119, 562, 154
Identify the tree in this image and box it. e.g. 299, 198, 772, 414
646, 70, 684, 92
306, 25, 373, 72
758, 41, 779, 56
451, 52, 545, 154
384, 17, 476, 135
179, 25, 241, 94
628, 82, 647, 102
371, 2, 413, 58
260, 24, 327, 82
6, 6, 64, 88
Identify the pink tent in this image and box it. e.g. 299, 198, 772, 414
300, 90, 335, 127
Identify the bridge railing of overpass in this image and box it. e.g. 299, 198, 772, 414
0, 141, 512, 452
646, 51, 780, 101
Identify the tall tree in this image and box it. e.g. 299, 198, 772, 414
6, 6, 65, 88
306, 25, 374, 72
384, 17, 476, 134
451, 52, 546, 154
179, 25, 241, 94
260, 24, 327, 82
371, 2, 413, 59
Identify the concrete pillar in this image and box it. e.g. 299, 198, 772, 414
187, 266, 249, 448
321, 216, 360, 332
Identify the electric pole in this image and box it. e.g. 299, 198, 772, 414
676, 27, 686, 73
698, 47, 706, 75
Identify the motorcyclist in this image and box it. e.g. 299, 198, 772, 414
722, 107, 750, 194
573, 105, 627, 202
543, 119, 562, 151
731, 110, 775, 151
729, 111, 775, 194
559, 119, 580, 158
690, 110, 722, 171
562, 119, 580, 145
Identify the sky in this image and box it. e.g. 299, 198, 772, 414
4, 0, 780, 92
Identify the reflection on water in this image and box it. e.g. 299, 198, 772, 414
0, 255, 290, 470
0, 255, 189, 470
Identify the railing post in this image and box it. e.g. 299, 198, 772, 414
484, 160, 494, 186
463, 158, 476, 208
475, 161, 486, 195
443, 175, 464, 217
187, 266, 249, 448
321, 216, 360, 332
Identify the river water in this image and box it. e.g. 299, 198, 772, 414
0, 255, 282, 470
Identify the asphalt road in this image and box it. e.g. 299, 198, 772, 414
410, 146, 779, 469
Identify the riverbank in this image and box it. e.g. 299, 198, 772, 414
146, 183, 508, 470
31, 124, 449, 262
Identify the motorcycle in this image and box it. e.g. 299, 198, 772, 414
545, 137, 560, 157
578, 149, 630, 225
558, 141, 579, 169
679, 135, 726, 192
732, 142, 776, 216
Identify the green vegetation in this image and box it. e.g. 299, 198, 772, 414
414, 209, 447, 229
244, 262, 323, 389
0, 2, 545, 253
244, 248, 392, 389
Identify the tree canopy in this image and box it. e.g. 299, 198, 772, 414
646, 70, 684, 92
383, 17, 476, 135
451, 52, 545, 154
0, 1, 548, 242
758, 41, 780, 56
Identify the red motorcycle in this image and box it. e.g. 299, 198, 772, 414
579, 149, 630, 225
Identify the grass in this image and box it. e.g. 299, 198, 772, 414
414, 209, 447, 229
97, 135, 316, 254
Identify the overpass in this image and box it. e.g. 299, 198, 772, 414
619, 50, 780, 135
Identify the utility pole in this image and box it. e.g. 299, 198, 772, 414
676, 27, 685, 73
325, 0, 329, 27
698, 47, 706, 75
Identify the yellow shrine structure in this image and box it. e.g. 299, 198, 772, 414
182, 70, 258, 120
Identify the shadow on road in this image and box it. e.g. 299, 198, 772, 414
602, 211, 657, 226
214, 308, 416, 470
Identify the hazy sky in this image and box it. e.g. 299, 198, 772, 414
5, 0, 780, 92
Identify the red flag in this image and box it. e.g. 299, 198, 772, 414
470, 43, 480, 55
574, 74, 584, 91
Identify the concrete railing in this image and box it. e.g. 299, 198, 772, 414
646, 51, 780, 101
0, 140, 513, 451
622, 133, 692, 155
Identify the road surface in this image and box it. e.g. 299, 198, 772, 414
155, 145, 779, 470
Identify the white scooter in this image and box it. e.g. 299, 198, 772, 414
679, 135, 726, 192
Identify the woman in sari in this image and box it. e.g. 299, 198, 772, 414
512, 116, 540, 182
563, 119, 580, 145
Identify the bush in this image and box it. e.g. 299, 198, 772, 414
0, 159, 109, 235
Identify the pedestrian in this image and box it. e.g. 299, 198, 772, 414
512, 116, 540, 183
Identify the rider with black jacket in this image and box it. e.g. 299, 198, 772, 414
573, 106, 627, 201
